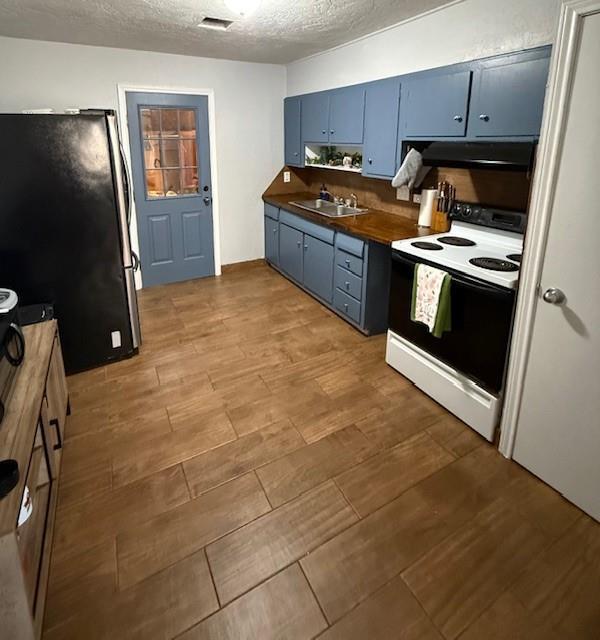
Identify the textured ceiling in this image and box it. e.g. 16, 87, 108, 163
0, 0, 456, 64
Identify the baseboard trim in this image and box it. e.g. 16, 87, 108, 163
221, 259, 266, 274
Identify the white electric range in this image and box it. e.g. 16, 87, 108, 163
386, 202, 527, 441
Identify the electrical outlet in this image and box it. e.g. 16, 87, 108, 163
283, 171, 291, 183
413, 193, 421, 204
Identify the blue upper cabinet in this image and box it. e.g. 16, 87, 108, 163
468, 49, 551, 138
363, 78, 401, 178
402, 70, 471, 138
284, 97, 302, 166
329, 85, 365, 144
301, 92, 330, 143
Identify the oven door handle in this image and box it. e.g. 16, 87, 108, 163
391, 251, 514, 297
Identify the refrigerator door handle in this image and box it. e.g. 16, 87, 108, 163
119, 140, 133, 226
106, 114, 133, 268
124, 266, 142, 349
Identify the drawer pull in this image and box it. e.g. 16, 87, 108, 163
345, 258, 350, 265
344, 303, 349, 312
345, 281, 350, 290
304, 244, 308, 250
49, 418, 62, 450
297, 241, 301, 247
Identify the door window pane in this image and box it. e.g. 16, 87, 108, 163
161, 139, 179, 168
179, 110, 196, 137
140, 106, 200, 199
180, 139, 198, 167
141, 109, 161, 137
145, 170, 164, 198
161, 109, 178, 137
164, 170, 182, 196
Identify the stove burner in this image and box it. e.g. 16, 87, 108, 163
411, 241, 443, 251
506, 253, 522, 263
469, 257, 519, 272
437, 236, 476, 247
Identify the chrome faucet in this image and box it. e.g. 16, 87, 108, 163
348, 193, 358, 208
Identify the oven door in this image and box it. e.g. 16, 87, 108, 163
389, 250, 516, 394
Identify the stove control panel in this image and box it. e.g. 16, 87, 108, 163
450, 202, 527, 234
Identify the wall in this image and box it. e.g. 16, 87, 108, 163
287, 0, 559, 95
0, 36, 286, 279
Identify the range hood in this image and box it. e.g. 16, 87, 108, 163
420, 142, 535, 171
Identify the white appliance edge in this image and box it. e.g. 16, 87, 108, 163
386, 330, 499, 441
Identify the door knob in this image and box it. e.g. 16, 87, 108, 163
453, 115, 463, 122
203, 196, 211, 205
479, 114, 489, 122
542, 287, 566, 305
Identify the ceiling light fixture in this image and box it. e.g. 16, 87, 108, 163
224, 0, 260, 17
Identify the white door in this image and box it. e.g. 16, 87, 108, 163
513, 9, 600, 521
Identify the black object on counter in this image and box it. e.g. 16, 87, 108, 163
0, 459, 19, 499
18, 303, 55, 327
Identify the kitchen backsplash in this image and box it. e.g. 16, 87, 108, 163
264, 165, 532, 220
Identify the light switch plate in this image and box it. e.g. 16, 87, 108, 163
283, 171, 291, 183
111, 330, 122, 348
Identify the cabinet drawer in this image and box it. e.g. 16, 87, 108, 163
334, 288, 362, 324
335, 249, 363, 277
334, 265, 362, 301
335, 232, 364, 257
264, 203, 280, 220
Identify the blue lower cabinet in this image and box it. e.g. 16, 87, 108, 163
303, 234, 334, 303
264, 205, 391, 335
264, 216, 279, 267
279, 223, 304, 282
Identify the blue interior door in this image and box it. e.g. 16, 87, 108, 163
126, 92, 215, 287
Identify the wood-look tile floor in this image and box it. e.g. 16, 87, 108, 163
44, 262, 600, 640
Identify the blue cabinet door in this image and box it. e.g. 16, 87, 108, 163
402, 70, 471, 138
264, 216, 279, 266
301, 93, 330, 143
279, 223, 303, 282
284, 97, 302, 166
329, 85, 365, 144
303, 234, 334, 303
468, 52, 550, 137
363, 78, 401, 177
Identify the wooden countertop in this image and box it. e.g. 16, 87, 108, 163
263, 193, 434, 245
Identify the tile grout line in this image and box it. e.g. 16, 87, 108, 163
297, 561, 331, 631
203, 547, 222, 610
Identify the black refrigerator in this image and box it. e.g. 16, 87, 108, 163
0, 110, 141, 374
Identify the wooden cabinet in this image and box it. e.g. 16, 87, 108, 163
264, 206, 391, 335
402, 70, 471, 138
264, 215, 280, 267
0, 320, 69, 640
301, 86, 365, 146
362, 78, 401, 178
279, 223, 304, 282
303, 234, 334, 303
328, 85, 365, 144
284, 97, 302, 166
301, 92, 330, 144
468, 51, 551, 138
284, 46, 551, 177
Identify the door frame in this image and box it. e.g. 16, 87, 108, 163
117, 84, 222, 288
499, 0, 600, 457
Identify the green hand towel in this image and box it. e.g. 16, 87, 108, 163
410, 264, 452, 338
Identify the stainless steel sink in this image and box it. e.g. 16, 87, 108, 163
290, 199, 369, 218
